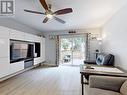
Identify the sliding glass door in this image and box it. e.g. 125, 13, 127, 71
60, 35, 86, 66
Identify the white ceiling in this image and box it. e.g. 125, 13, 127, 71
14, 0, 127, 32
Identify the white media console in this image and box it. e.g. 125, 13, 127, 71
0, 26, 45, 79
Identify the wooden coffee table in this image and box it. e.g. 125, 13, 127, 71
80, 65, 127, 95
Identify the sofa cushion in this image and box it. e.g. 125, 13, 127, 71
96, 53, 106, 65
89, 88, 121, 95
96, 53, 114, 66
90, 76, 126, 92
120, 80, 127, 95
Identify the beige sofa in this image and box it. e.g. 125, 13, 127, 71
88, 75, 127, 95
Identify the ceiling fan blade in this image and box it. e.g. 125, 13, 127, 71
43, 17, 49, 23
53, 8, 73, 15
39, 0, 49, 10
54, 17, 66, 24
24, 9, 45, 15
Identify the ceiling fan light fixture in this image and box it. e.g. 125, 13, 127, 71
24, 0, 73, 24
46, 14, 53, 19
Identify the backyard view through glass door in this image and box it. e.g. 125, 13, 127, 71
60, 36, 85, 66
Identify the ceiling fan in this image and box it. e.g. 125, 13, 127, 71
24, 0, 73, 24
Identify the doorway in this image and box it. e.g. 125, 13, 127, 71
59, 35, 86, 66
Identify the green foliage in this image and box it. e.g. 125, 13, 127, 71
73, 37, 84, 50
61, 37, 85, 51
61, 39, 71, 50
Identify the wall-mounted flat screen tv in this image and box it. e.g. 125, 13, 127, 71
10, 40, 34, 63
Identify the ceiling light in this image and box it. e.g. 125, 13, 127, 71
46, 14, 53, 19
97, 37, 102, 41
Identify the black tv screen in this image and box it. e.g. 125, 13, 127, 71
10, 40, 34, 63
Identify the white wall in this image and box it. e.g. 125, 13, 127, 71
44, 29, 101, 65
44, 33, 57, 65
0, 18, 42, 35
102, 4, 127, 70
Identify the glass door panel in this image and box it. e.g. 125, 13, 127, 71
72, 37, 85, 66
60, 38, 73, 65
60, 35, 85, 66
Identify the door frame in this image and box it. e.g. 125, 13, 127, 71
59, 34, 86, 66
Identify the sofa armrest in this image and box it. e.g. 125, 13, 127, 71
89, 75, 127, 92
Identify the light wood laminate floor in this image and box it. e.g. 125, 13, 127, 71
0, 66, 88, 95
